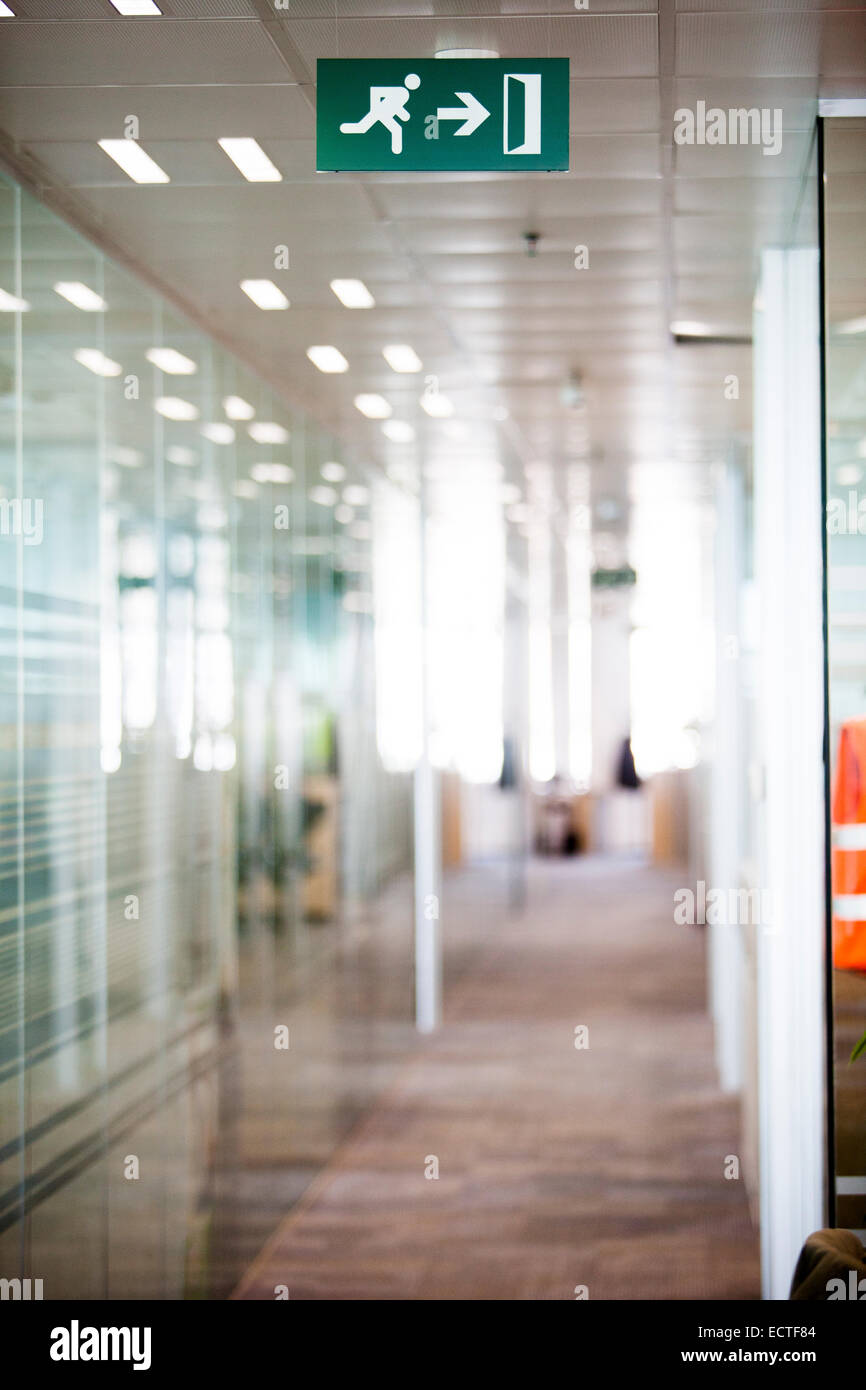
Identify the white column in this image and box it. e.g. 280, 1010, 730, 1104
551, 532, 570, 779
414, 467, 441, 1033
709, 455, 745, 1094
753, 247, 825, 1299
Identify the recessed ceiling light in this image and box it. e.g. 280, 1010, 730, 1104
382, 344, 423, 374
420, 391, 454, 418
166, 446, 196, 466
223, 395, 255, 420
435, 48, 499, 59
837, 316, 866, 336
0, 287, 29, 312
98, 139, 169, 184
381, 420, 415, 443
0, 3, 15, 15
251, 462, 294, 484
54, 281, 106, 312
670, 319, 711, 337
321, 461, 346, 483
310, 485, 338, 506
343, 485, 370, 507
354, 393, 391, 419
74, 347, 122, 378
217, 137, 282, 183
248, 421, 289, 444
233, 480, 259, 499
201, 423, 235, 445
155, 395, 199, 421
306, 345, 349, 374
331, 278, 375, 309
334, 504, 354, 524
110, 1, 162, 13
240, 279, 289, 311
146, 346, 197, 375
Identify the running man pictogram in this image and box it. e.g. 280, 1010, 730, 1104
339, 73, 421, 155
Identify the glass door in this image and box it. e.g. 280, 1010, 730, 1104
822, 113, 866, 1239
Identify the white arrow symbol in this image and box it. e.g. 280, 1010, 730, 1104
435, 91, 490, 137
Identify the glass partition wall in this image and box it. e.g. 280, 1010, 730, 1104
823, 116, 866, 1240
0, 173, 414, 1298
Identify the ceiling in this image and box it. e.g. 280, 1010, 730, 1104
0, 0, 863, 522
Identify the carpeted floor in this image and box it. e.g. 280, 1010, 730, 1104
232, 855, 761, 1300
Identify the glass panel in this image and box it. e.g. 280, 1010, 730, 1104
823, 116, 866, 1238
0, 174, 22, 1284
18, 192, 108, 1299
0, 170, 415, 1300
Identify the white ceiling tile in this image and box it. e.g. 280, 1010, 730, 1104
0, 20, 289, 86
284, 15, 658, 76
676, 12, 822, 78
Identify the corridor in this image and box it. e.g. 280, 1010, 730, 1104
234, 858, 759, 1301
2, 0, 864, 1328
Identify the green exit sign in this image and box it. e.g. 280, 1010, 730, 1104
316, 58, 569, 172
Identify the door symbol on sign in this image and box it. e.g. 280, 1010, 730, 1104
503, 73, 542, 155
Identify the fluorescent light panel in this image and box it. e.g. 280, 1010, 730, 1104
330, 278, 375, 309
54, 281, 106, 312
248, 421, 288, 444
670, 319, 711, 337
0, 287, 29, 312
307, 345, 349, 374
110, 1, 162, 12
223, 395, 255, 420
383, 344, 423, 373
240, 279, 289, 310
98, 139, 169, 183
382, 420, 415, 443
0, 3, 15, 15
354, 393, 391, 419
155, 396, 198, 421
310, 486, 338, 506
420, 391, 454, 418
343, 485, 370, 507
74, 347, 122, 378
146, 346, 197, 375
218, 137, 281, 182
250, 462, 293, 484
201, 423, 235, 445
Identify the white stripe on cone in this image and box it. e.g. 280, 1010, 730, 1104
833, 823, 866, 850
833, 894, 866, 920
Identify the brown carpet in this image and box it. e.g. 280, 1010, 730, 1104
233, 855, 760, 1300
